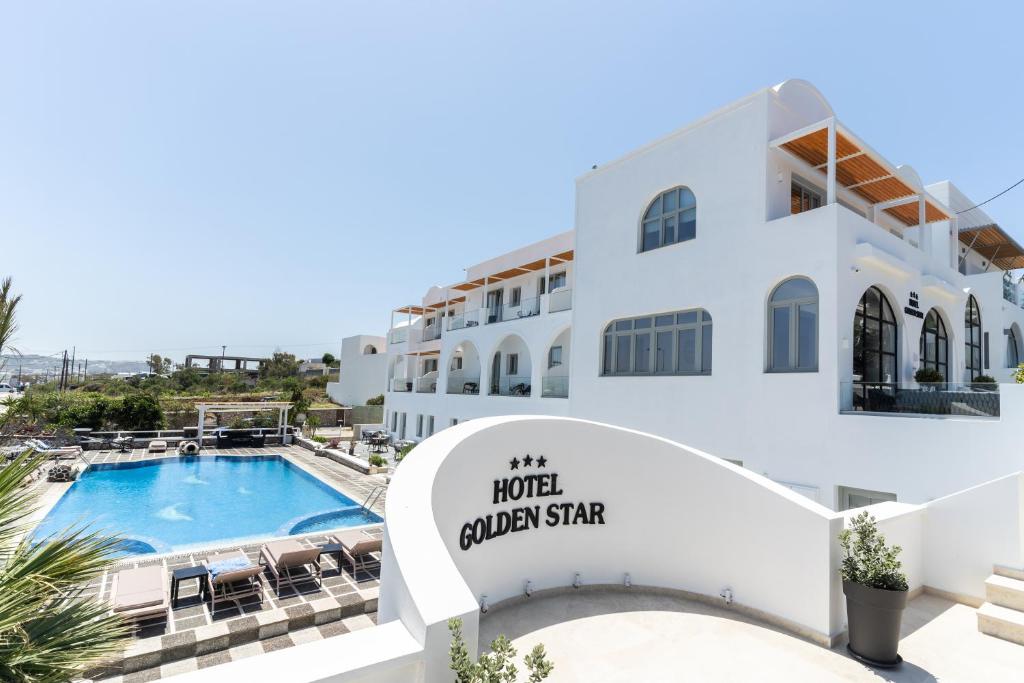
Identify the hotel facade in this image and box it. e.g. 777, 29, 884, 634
380, 79, 1024, 511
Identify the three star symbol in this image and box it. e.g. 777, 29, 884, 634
509, 454, 548, 470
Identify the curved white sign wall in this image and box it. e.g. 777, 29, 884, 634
380, 415, 845, 682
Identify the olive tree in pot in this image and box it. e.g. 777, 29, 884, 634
839, 511, 908, 668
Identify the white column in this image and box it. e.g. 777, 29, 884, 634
826, 118, 837, 205
197, 405, 206, 450
918, 195, 930, 254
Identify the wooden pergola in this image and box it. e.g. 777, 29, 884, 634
771, 118, 951, 240
957, 223, 1024, 271
195, 402, 293, 447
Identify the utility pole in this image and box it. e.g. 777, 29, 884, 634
69, 346, 76, 386
221, 345, 226, 373
84, 358, 88, 379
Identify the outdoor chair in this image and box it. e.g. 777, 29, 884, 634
204, 550, 263, 612
329, 529, 383, 576
463, 382, 479, 394
258, 539, 322, 593
111, 435, 134, 453
26, 439, 82, 459
510, 383, 531, 396
110, 565, 169, 630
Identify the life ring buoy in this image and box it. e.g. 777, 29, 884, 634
178, 441, 200, 455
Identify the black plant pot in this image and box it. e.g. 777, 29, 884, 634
843, 580, 907, 668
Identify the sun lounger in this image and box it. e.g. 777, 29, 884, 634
204, 550, 263, 612
148, 440, 167, 453
110, 565, 169, 628
330, 529, 383, 576
258, 539, 321, 593
26, 439, 82, 459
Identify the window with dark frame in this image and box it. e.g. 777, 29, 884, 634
919, 309, 948, 380
640, 187, 696, 253
965, 295, 983, 380
601, 309, 711, 376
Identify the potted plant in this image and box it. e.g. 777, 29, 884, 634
839, 511, 908, 668
972, 375, 997, 392
913, 367, 944, 389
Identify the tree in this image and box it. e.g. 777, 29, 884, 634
305, 414, 321, 437
261, 352, 300, 380
0, 450, 129, 680
108, 392, 164, 431
321, 352, 336, 367
0, 277, 22, 377
448, 617, 553, 683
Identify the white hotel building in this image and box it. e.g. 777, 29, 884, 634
381, 79, 1024, 511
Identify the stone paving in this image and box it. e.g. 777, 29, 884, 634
27, 445, 391, 681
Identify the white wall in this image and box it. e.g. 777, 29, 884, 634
329, 335, 388, 406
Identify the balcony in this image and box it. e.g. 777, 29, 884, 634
842, 382, 999, 418
414, 376, 437, 394
422, 323, 442, 342
447, 375, 480, 395
541, 376, 569, 398
490, 375, 532, 397
549, 288, 572, 313
448, 309, 481, 331
391, 378, 412, 393
389, 328, 409, 345
486, 297, 540, 325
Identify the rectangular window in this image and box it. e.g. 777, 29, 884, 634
772, 306, 791, 369
427, 415, 434, 436
399, 413, 406, 439
677, 328, 697, 373
451, 356, 463, 371
635, 332, 651, 373
391, 412, 398, 431
450, 418, 458, 427
615, 335, 632, 373
791, 178, 823, 215
507, 353, 519, 376
423, 358, 438, 374
416, 414, 423, 438
548, 346, 563, 368
602, 335, 613, 374
656, 331, 673, 373
797, 303, 817, 369
510, 286, 522, 307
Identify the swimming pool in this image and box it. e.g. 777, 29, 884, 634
32, 455, 382, 555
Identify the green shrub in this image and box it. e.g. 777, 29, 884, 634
973, 375, 996, 384
108, 392, 164, 431
396, 443, 416, 462
368, 454, 387, 467
448, 617, 553, 682
913, 367, 944, 384
311, 435, 328, 444
366, 394, 385, 406
838, 511, 907, 592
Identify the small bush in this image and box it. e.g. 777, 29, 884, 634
368, 454, 387, 467
973, 374, 996, 384
839, 511, 907, 592
366, 394, 385, 406
913, 367, 944, 384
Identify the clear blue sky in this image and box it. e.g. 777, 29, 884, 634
2, 1, 1022, 362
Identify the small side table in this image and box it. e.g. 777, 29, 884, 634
171, 565, 207, 608
319, 542, 343, 572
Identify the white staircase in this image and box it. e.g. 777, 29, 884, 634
978, 565, 1024, 645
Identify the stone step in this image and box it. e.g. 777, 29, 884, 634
985, 574, 1024, 611
978, 602, 1024, 646
994, 564, 1024, 582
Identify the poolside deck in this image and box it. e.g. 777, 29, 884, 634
27, 445, 390, 681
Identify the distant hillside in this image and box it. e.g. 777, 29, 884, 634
0, 354, 149, 379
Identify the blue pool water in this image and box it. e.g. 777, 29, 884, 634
33, 455, 381, 555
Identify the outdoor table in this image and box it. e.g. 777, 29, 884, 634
319, 542, 343, 571
171, 565, 208, 607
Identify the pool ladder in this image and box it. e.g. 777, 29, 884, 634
361, 486, 385, 513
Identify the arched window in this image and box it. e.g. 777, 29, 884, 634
918, 309, 948, 380
640, 187, 696, 252
602, 309, 711, 376
965, 295, 982, 380
364, 344, 378, 355
1008, 328, 1020, 368
767, 277, 818, 372
853, 286, 897, 384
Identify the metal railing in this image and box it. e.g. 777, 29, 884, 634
548, 288, 573, 313
842, 381, 999, 417
489, 375, 533, 397
541, 376, 569, 398
422, 324, 442, 341
390, 378, 412, 393
448, 309, 481, 331
414, 376, 437, 393
486, 297, 540, 324
447, 375, 481, 395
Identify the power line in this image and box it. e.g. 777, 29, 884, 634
956, 177, 1024, 214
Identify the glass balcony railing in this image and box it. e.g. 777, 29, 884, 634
447, 375, 481, 395
422, 324, 442, 341
548, 288, 573, 313
489, 375, 532, 397
390, 378, 412, 392
486, 297, 540, 324
414, 376, 437, 393
389, 328, 408, 344
448, 309, 481, 331
541, 375, 569, 398
841, 381, 999, 417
